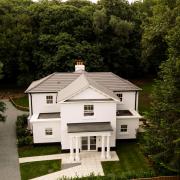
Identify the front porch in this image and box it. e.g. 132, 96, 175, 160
67, 122, 114, 162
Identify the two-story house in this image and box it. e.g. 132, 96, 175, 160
25, 61, 141, 161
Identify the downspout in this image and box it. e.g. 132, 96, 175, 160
56, 92, 58, 103
135, 91, 137, 111
30, 93, 33, 115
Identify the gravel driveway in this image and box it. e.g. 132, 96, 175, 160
0, 99, 28, 180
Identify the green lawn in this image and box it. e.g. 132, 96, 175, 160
102, 142, 155, 179
20, 160, 61, 180
18, 145, 61, 157
132, 79, 154, 113
13, 95, 29, 107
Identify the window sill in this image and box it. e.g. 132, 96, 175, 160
119, 132, 129, 135
83, 117, 95, 120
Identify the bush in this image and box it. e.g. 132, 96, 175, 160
16, 114, 33, 147
16, 114, 28, 127
18, 136, 33, 147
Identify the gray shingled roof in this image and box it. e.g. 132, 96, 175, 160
67, 122, 113, 133
25, 72, 141, 93
57, 74, 120, 102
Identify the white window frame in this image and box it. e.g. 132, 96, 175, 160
46, 95, 53, 104
120, 125, 128, 133
84, 105, 94, 116
45, 128, 53, 135
117, 93, 123, 102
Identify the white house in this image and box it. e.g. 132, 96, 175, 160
25, 61, 141, 161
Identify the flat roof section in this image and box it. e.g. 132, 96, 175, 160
67, 122, 113, 133
38, 112, 60, 119
116, 110, 133, 116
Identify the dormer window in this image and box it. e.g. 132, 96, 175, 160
117, 93, 123, 102
46, 95, 53, 104
84, 105, 94, 116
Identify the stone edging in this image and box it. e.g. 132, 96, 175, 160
9, 96, 29, 111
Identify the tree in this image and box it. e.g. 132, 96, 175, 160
141, 0, 178, 75
93, 0, 142, 78
0, 63, 6, 122
142, 3, 180, 174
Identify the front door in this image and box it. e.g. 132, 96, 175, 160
81, 136, 97, 151
81, 137, 88, 150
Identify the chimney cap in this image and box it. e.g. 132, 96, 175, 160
75, 59, 84, 65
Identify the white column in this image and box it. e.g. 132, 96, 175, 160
106, 135, 111, 159
75, 136, 80, 161
101, 136, 105, 159
69, 136, 74, 162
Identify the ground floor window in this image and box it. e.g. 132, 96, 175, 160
45, 128, 53, 135
120, 125, 128, 132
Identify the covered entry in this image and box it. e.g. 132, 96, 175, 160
81, 136, 96, 151
67, 122, 113, 162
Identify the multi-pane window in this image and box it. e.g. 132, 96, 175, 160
84, 105, 94, 116
46, 96, 53, 104
117, 93, 123, 102
45, 128, 53, 135
120, 125, 127, 132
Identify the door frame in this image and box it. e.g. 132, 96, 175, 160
81, 136, 97, 151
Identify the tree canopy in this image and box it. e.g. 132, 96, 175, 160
141, 0, 180, 175
0, 0, 157, 86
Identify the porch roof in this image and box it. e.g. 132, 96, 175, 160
67, 122, 113, 133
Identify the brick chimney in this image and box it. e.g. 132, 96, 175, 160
75, 59, 85, 72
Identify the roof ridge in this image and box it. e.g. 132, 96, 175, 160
25, 73, 56, 92
85, 74, 120, 101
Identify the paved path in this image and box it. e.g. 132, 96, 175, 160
19, 151, 119, 180
0, 99, 28, 180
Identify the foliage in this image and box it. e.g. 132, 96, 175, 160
18, 144, 61, 157
20, 160, 61, 180
0, 63, 6, 121
0, 0, 151, 86
93, 0, 142, 78
141, 0, 179, 74
0, 101, 6, 122
141, 2, 180, 174
16, 114, 33, 146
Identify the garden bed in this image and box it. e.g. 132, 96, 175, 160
18, 144, 61, 158
10, 95, 29, 111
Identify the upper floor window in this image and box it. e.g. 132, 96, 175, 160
120, 125, 127, 132
46, 96, 53, 104
84, 105, 94, 116
117, 93, 123, 102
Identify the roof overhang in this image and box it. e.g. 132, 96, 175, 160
67, 122, 113, 133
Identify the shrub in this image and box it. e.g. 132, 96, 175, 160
18, 136, 33, 147
16, 114, 33, 146
16, 114, 28, 127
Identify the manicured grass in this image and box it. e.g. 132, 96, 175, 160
20, 160, 61, 180
13, 95, 29, 107
102, 142, 154, 178
18, 145, 61, 157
